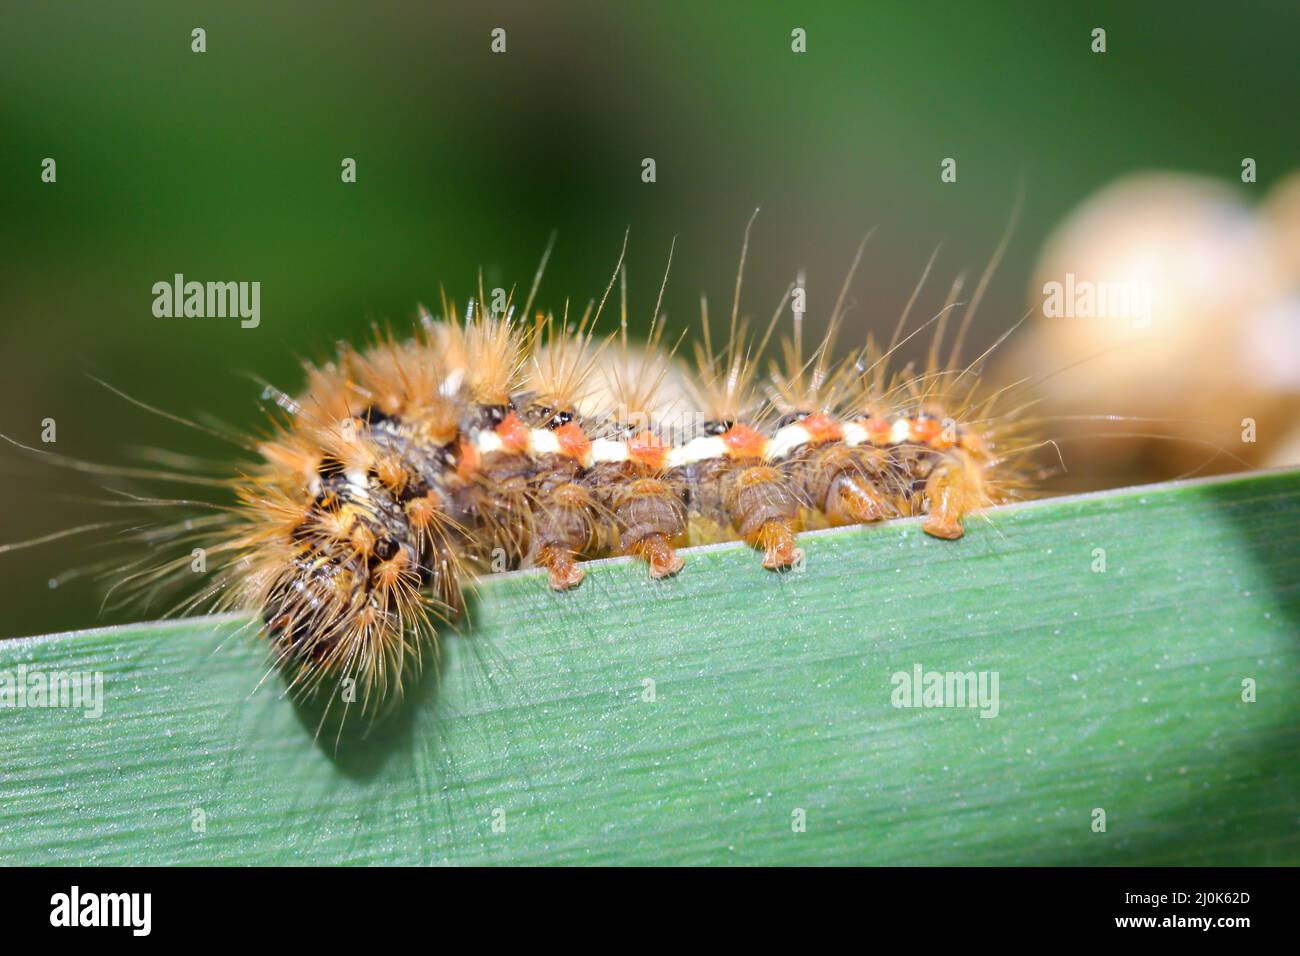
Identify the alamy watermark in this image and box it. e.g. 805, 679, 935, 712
890, 663, 999, 718
50, 886, 150, 936
1042, 272, 1152, 328
152, 273, 260, 328
0, 665, 104, 718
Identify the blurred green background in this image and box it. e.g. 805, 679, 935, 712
2, 0, 1297, 637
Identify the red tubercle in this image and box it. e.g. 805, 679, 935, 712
909, 416, 943, 444
495, 412, 531, 454
800, 413, 844, 444
864, 417, 892, 445
722, 423, 768, 459
628, 430, 668, 471
554, 421, 592, 461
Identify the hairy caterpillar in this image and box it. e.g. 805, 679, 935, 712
5, 214, 1038, 713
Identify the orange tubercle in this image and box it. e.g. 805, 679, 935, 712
722, 423, 768, 459
374, 453, 409, 494
733, 463, 783, 490
371, 548, 411, 589
909, 416, 943, 444
404, 491, 441, 530
865, 417, 892, 445
554, 421, 592, 461
349, 521, 377, 556
495, 412, 531, 454
628, 430, 668, 472
800, 413, 843, 444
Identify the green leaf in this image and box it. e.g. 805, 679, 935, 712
1, 469, 1297, 865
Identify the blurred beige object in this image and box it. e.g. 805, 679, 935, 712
996, 171, 1300, 488
1269, 422, 1300, 472
1263, 168, 1300, 280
